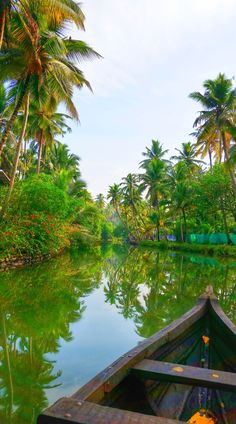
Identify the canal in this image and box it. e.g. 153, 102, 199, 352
0, 245, 235, 423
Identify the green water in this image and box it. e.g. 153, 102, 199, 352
0, 244, 236, 423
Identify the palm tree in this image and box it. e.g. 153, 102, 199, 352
121, 173, 143, 237
140, 139, 169, 169
171, 142, 204, 171
171, 181, 192, 242
190, 73, 236, 196
25, 101, 72, 174
46, 143, 80, 174
0, 0, 85, 49
121, 173, 141, 212
1, 93, 30, 218
0, 6, 100, 159
107, 183, 123, 223
140, 159, 166, 241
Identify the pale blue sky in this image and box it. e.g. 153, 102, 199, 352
65, 0, 236, 196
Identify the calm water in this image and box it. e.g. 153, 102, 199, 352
0, 244, 236, 423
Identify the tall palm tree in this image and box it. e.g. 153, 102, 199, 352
121, 173, 141, 212
25, 101, 72, 174
1, 93, 30, 218
107, 184, 122, 220
121, 173, 143, 237
140, 139, 169, 169
190, 73, 236, 196
171, 181, 192, 242
140, 159, 166, 241
0, 6, 100, 159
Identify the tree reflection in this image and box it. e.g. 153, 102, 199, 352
0, 245, 235, 423
0, 248, 103, 424
104, 247, 236, 338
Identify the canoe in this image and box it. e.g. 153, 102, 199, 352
38, 286, 236, 424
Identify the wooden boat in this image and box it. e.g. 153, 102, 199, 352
38, 286, 236, 423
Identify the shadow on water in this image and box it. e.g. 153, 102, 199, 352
0, 244, 235, 423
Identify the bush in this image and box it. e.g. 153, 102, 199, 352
0, 175, 71, 259
17, 174, 70, 219
0, 213, 69, 258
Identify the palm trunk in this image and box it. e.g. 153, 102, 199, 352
36, 130, 43, 174
0, 7, 6, 49
208, 148, 213, 173
0, 75, 30, 159
0, 94, 30, 219
221, 131, 236, 200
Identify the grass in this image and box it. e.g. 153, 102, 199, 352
139, 240, 236, 257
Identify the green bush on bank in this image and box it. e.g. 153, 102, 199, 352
139, 240, 236, 257
0, 175, 71, 259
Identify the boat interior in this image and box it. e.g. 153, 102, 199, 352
99, 299, 236, 423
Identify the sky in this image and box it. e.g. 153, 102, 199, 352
66, 0, 236, 196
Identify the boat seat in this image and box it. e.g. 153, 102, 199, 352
38, 398, 185, 423
131, 359, 236, 392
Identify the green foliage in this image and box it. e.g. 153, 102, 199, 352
17, 174, 70, 218
0, 213, 68, 258
101, 221, 115, 242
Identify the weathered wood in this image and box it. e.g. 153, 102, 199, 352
132, 359, 236, 392
209, 298, 236, 342
38, 398, 185, 424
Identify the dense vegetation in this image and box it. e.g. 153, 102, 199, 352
0, 0, 111, 259
1, 3, 236, 262
106, 74, 236, 246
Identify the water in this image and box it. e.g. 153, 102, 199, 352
0, 244, 235, 423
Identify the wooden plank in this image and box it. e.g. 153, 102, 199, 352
38, 398, 185, 424
131, 359, 236, 392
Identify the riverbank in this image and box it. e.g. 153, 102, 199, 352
139, 240, 236, 257
0, 224, 99, 272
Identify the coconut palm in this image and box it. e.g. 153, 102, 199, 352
171, 181, 192, 242
107, 183, 123, 220
121, 173, 142, 212
0, 0, 85, 49
190, 73, 236, 196
171, 142, 205, 171
140, 159, 167, 240
0, 7, 99, 159
25, 101, 72, 174
140, 139, 169, 169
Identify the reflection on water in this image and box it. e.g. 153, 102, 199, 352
0, 245, 235, 423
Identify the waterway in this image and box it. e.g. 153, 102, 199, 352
0, 244, 235, 423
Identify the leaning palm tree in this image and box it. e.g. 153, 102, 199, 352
0, 8, 99, 217
190, 73, 236, 196
0, 7, 100, 159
